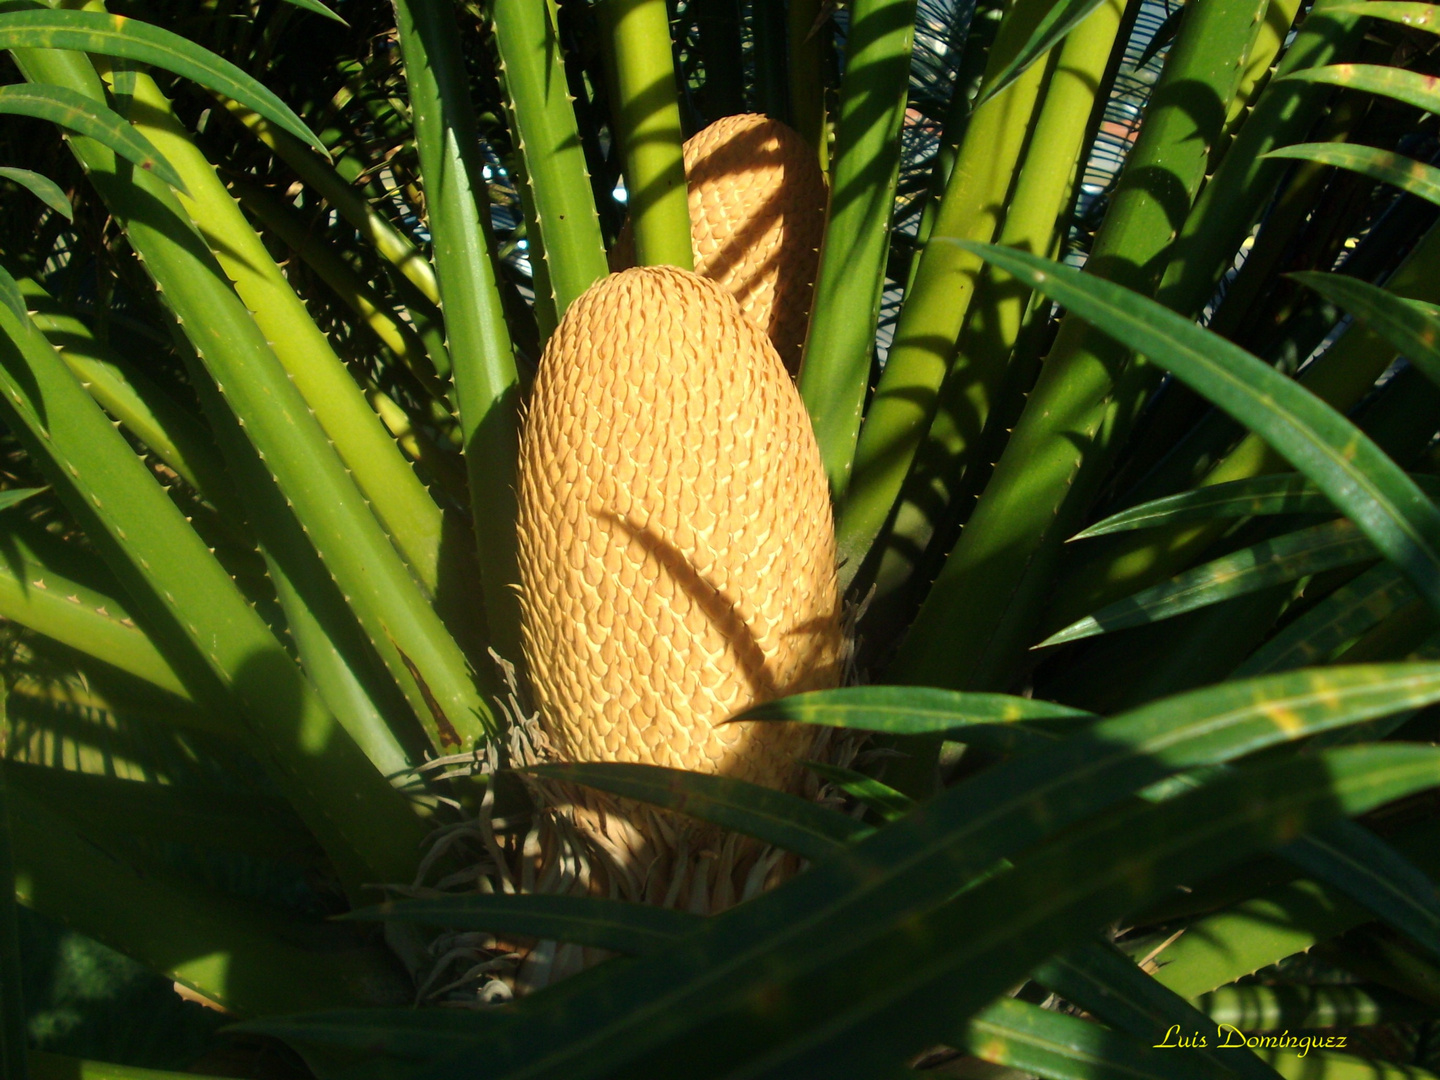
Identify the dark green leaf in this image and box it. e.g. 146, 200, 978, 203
1034, 941, 1284, 1080
525, 763, 868, 861
799, 760, 916, 822
722, 745, 1440, 1080
0, 166, 71, 219
1235, 563, 1414, 676
954, 240, 1440, 618
436, 669, 1440, 1079
1290, 271, 1440, 389
963, 997, 1224, 1080
1281, 818, 1440, 961
1137, 1, 1184, 67
278, 0, 347, 25
0, 9, 328, 155
1043, 520, 1378, 647
1267, 143, 1440, 207
735, 686, 1094, 735
431, 743, 1440, 1080
344, 895, 701, 957
5, 760, 319, 865
0, 83, 185, 192
1076, 474, 1440, 539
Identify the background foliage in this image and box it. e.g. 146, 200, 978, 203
4, 0, 1440, 1076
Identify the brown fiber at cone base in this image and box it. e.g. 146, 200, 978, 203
610, 114, 826, 374
516, 266, 842, 792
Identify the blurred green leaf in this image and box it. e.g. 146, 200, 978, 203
5, 760, 319, 866
232, 1010, 504, 1062
0, 755, 28, 1079
0, 486, 45, 513
27, 1051, 234, 1079
1327, 1, 1440, 34
0, 260, 25, 322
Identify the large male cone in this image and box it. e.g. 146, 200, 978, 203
612, 114, 826, 374
515, 265, 843, 898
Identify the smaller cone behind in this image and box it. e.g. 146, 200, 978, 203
516, 267, 843, 809
611, 114, 827, 374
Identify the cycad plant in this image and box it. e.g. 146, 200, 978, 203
6, 0, 1440, 1075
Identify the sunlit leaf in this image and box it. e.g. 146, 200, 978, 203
963, 996, 1224, 1080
